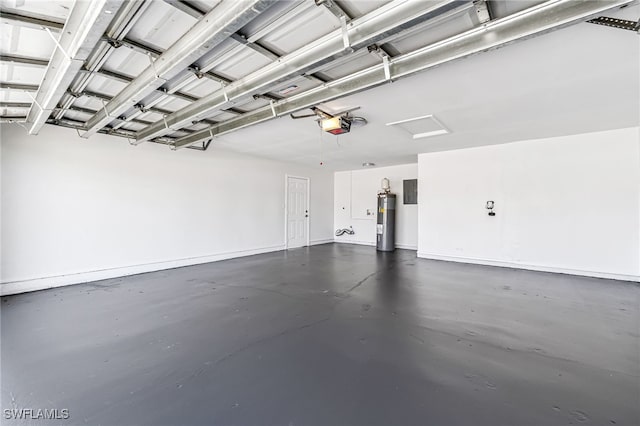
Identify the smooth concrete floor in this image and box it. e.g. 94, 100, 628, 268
1, 244, 638, 426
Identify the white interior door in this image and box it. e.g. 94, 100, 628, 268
287, 176, 308, 249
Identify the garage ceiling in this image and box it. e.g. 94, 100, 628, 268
1, 0, 638, 169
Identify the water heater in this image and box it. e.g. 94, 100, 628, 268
376, 189, 396, 252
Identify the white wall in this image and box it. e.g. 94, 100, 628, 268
418, 127, 640, 281
334, 164, 418, 249
1, 124, 334, 295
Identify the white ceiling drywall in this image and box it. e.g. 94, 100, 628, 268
211, 4, 639, 171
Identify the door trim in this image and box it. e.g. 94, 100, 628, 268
284, 174, 310, 249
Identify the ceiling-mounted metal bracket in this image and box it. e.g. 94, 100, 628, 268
289, 112, 317, 119
290, 106, 332, 120
104, 37, 123, 49
368, 45, 391, 81
147, 52, 167, 81
161, 114, 181, 132
587, 16, 640, 32
134, 103, 148, 113
312, 107, 333, 120
315, 0, 350, 21
181, 138, 212, 151
383, 55, 391, 81
222, 83, 229, 102
473, 0, 492, 24
367, 44, 383, 57
25, 91, 44, 112
340, 15, 350, 49
44, 28, 72, 61
190, 65, 205, 79
101, 99, 113, 118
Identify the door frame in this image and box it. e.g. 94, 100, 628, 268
284, 174, 310, 249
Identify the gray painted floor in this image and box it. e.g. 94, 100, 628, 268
1, 244, 638, 426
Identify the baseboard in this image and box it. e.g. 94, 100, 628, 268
309, 238, 335, 246
417, 252, 640, 282
334, 239, 375, 247
1, 245, 286, 296
334, 240, 417, 250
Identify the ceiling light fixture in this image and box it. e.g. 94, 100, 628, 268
362, 162, 376, 167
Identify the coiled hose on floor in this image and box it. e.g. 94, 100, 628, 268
335, 227, 355, 236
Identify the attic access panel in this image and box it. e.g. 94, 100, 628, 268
386, 115, 449, 139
